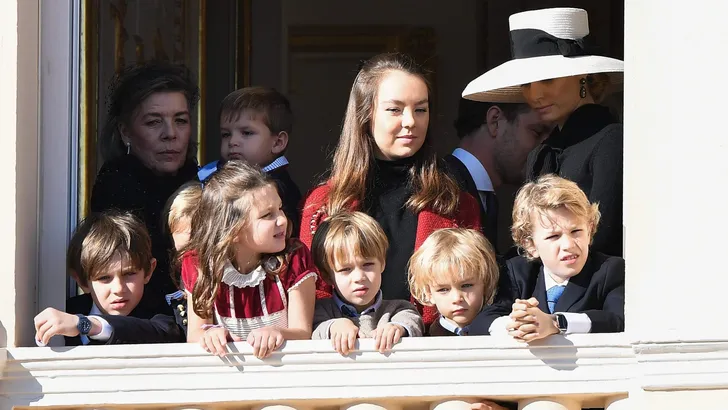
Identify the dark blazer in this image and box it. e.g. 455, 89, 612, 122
443, 154, 497, 247
467, 257, 517, 335
427, 319, 457, 336
526, 104, 623, 257
268, 165, 303, 238
504, 252, 624, 333
64, 294, 185, 346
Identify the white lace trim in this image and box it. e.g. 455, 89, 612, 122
221, 262, 266, 288
288, 272, 318, 292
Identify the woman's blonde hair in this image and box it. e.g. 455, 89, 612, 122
408, 228, 499, 306
183, 160, 296, 319
311, 211, 388, 285
511, 174, 601, 260
323, 52, 460, 216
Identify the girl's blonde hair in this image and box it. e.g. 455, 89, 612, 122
165, 181, 202, 234
511, 174, 601, 260
322, 52, 460, 216
408, 228, 499, 306
311, 211, 388, 285
183, 160, 296, 319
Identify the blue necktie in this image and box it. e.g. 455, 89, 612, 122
547, 285, 565, 313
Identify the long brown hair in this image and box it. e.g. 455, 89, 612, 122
183, 160, 295, 319
326, 52, 459, 216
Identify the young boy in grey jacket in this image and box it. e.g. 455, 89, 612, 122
311, 211, 424, 355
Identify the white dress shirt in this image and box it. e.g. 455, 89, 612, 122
87, 303, 113, 343
452, 148, 494, 212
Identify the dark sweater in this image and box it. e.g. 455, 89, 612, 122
526, 104, 623, 257
362, 157, 418, 301
90, 154, 199, 313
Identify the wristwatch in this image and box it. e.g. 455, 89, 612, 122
76, 314, 92, 336
554, 313, 568, 334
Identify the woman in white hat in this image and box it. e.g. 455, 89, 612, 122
462, 8, 624, 257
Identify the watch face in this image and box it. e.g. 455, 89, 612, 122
557, 314, 568, 331
77, 315, 92, 335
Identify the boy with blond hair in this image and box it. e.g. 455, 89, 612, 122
311, 212, 424, 355
198, 86, 302, 235
497, 174, 624, 342
408, 228, 500, 336
34, 212, 184, 346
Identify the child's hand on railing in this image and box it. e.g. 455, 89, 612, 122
374, 323, 405, 353
247, 327, 285, 359
199, 325, 241, 356
330, 318, 359, 355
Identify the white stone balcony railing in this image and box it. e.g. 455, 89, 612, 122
2, 333, 727, 409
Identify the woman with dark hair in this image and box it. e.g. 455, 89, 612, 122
91, 61, 200, 314
300, 52, 481, 326
463, 8, 624, 257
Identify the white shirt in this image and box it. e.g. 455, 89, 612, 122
87, 303, 113, 343
451, 148, 494, 212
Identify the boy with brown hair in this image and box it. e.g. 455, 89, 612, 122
311, 212, 424, 355
34, 212, 184, 346
497, 174, 624, 342
198, 86, 302, 235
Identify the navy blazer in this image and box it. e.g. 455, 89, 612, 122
64, 294, 185, 346
505, 252, 625, 333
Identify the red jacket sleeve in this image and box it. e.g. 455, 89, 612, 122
297, 185, 333, 299
456, 191, 482, 231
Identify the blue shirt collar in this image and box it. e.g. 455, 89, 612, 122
439, 316, 470, 336
333, 290, 383, 317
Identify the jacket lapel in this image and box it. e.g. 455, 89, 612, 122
554, 256, 595, 312
534, 267, 548, 312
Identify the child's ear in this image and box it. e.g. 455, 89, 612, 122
525, 239, 539, 259
271, 131, 288, 155
144, 258, 157, 284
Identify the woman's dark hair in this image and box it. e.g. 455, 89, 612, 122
99, 61, 200, 162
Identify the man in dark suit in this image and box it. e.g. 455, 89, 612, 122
445, 98, 551, 251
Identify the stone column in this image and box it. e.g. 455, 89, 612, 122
343, 402, 403, 410
430, 399, 478, 410
604, 395, 629, 410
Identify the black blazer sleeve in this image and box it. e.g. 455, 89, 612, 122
467, 259, 517, 335
100, 314, 185, 344
582, 256, 625, 333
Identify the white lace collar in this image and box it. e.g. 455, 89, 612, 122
221, 261, 266, 288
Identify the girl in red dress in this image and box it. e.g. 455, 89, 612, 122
182, 161, 317, 358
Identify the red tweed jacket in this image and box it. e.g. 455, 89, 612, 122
299, 183, 481, 326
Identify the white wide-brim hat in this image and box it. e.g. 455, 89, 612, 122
462, 8, 624, 103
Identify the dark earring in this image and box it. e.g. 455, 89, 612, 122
579, 78, 587, 99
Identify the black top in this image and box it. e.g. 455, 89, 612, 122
526, 104, 623, 256
89, 154, 199, 313
362, 156, 418, 301
268, 165, 303, 238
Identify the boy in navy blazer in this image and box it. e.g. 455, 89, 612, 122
33, 212, 184, 346
492, 174, 624, 341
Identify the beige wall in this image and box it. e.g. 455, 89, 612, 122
0, 0, 40, 348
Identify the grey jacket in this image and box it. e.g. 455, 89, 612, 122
312, 298, 424, 339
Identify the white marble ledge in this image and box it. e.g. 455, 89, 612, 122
0, 334, 638, 408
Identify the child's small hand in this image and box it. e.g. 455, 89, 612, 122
200, 326, 242, 357
33, 308, 97, 346
329, 318, 359, 356
508, 306, 559, 343
374, 323, 405, 353
247, 327, 285, 359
